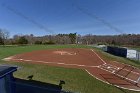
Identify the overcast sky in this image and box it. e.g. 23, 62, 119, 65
0, 0, 140, 37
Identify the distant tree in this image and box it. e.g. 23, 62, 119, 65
111, 40, 116, 45
43, 40, 55, 45
0, 37, 4, 45
30, 34, 34, 37
55, 34, 70, 44
34, 41, 42, 44
8, 33, 140, 46
17, 36, 28, 44
0, 29, 10, 45
25, 34, 34, 44
69, 33, 76, 44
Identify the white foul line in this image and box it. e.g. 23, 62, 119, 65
90, 49, 106, 64
11, 58, 99, 68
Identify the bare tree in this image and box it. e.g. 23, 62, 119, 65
0, 29, 10, 45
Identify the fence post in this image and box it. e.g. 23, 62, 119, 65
138, 52, 140, 61
137, 51, 140, 61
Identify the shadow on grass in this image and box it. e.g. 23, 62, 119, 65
13, 78, 66, 93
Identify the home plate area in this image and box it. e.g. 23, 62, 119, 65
3, 48, 140, 91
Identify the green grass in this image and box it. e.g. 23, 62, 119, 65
0, 45, 139, 93
0, 45, 90, 59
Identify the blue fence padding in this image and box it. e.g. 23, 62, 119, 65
107, 46, 127, 57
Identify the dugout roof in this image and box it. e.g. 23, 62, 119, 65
0, 65, 17, 78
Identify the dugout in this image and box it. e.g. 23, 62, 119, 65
107, 46, 127, 57
0, 65, 17, 93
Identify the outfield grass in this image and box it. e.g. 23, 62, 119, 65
0, 45, 139, 93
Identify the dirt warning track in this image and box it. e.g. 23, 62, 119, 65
3, 48, 140, 91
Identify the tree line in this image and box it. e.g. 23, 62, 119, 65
0, 28, 140, 46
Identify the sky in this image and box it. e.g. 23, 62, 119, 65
0, 0, 140, 37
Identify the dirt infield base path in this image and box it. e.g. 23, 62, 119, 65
3, 48, 140, 91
